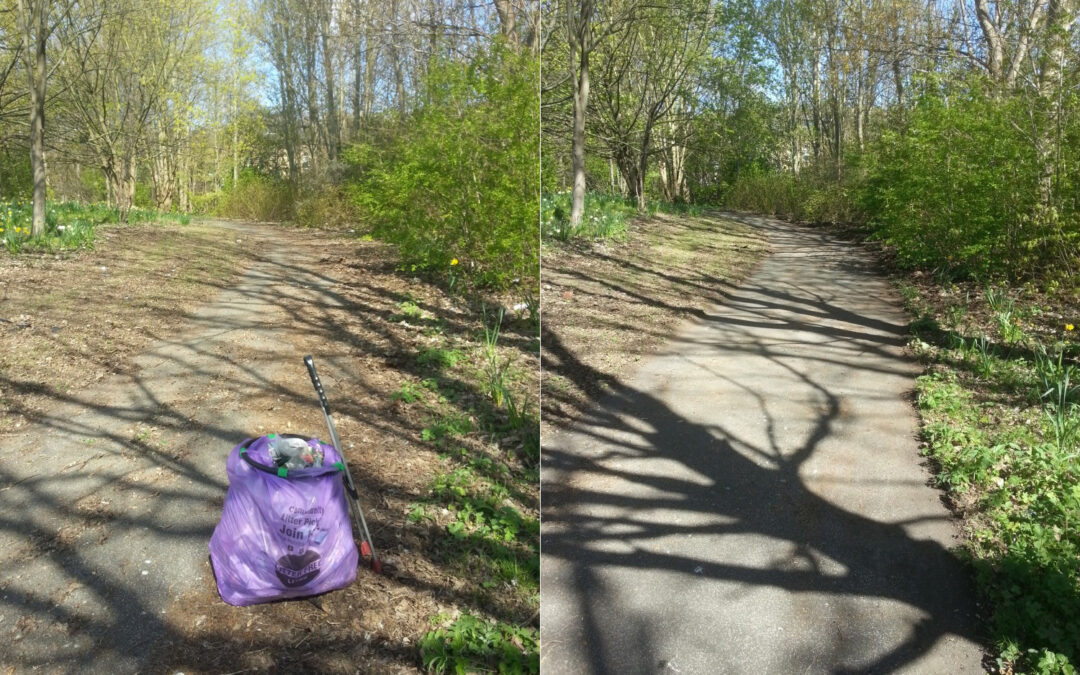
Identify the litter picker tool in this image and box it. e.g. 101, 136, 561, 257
304, 355, 382, 574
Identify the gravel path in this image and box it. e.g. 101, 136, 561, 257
540, 214, 985, 674
0, 221, 344, 672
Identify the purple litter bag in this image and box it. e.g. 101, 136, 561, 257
209, 435, 358, 606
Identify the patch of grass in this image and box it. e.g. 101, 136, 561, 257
417, 347, 464, 370
391, 300, 424, 322
420, 613, 538, 675
392, 381, 425, 404
422, 411, 474, 443
906, 281, 1080, 673
420, 458, 539, 597
1, 200, 193, 254
541, 191, 634, 241
648, 200, 704, 217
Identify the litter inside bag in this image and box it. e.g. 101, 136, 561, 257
209, 434, 358, 606
269, 434, 324, 469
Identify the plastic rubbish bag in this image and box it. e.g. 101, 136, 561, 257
209, 434, 358, 606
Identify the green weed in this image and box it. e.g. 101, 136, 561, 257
422, 412, 474, 442
392, 381, 425, 404
986, 288, 1026, 345
417, 347, 463, 370
426, 462, 539, 592
393, 300, 424, 321
420, 613, 538, 675
943, 294, 970, 331
518, 292, 540, 335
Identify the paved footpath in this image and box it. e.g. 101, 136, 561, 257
541, 214, 985, 674
0, 222, 352, 672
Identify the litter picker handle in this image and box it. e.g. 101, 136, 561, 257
304, 355, 330, 415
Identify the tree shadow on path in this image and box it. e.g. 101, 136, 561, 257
541, 215, 985, 674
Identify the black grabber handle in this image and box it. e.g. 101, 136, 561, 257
304, 355, 330, 415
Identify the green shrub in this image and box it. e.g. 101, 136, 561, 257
726, 170, 865, 226
345, 42, 539, 288
861, 80, 1080, 282
214, 170, 294, 221
294, 184, 360, 229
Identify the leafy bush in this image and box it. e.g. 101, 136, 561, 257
727, 171, 863, 226
294, 184, 360, 229
212, 170, 294, 222
861, 81, 1080, 282
0, 152, 32, 201
345, 42, 539, 288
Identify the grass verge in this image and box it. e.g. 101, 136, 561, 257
541, 210, 768, 425
1, 200, 191, 254
898, 278, 1080, 674
541, 191, 706, 242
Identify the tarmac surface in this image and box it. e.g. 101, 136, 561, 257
540, 214, 986, 674
0, 221, 350, 672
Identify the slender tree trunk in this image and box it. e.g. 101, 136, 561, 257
230, 86, 239, 185
362, 22, 376, 118
568, 1, 594, 231
811, 51, 822, 162
351, 20, 362, 135
494, 0, 518, 46
17, 0, 48, 237
1036, 0, 1074, 206
635, 135, 650, 213
321, 3, 340, 163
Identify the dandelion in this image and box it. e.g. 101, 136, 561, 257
450, 258, 459, 266
1068, 324, 1075, 332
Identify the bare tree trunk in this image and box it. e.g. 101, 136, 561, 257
974, 0, 1005, 82
17, 0, 48, 237
351, 3, 362, 136
1036, 0, 1074, 206
320, 0, 340, 163
568, 0, 594, 231
494, 0, 518, 47
390, 0, 406, 115
811, 48, 822, 162
362, 15, 376, 118
232, 96, 239, 185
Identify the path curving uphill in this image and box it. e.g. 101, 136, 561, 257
540, 214, 985, 674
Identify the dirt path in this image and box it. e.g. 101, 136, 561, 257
0, 221, 417, 672
540, 214, 986, 673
